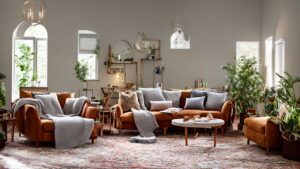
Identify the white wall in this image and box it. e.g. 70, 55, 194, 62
262, 0, 300, 95
0, 0, 262, 106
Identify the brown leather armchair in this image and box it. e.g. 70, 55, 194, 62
15, 92, 99, 147
244, 117, 282, 153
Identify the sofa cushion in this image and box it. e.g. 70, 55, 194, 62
244, 117, 269, 134
191, 90, 207, 105
184, 97, 205, 110
140, 88, 166, 110
205, 92, 227, 110
150, 101, 172, 111
179, 91, 191, 108
20, 90, 33, 98
42, 119, 54, 132
172, 109, 223, 119
162, 90, 182, 107
136, 90, 147, 110
57, 92, 73, 108
119, 91, 141, 112
120, 111, 172, 123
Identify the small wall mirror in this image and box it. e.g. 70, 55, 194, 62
111, 40, 134, 62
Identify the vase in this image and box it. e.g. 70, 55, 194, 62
238, 113, 250, 130
282, 133, 300, 160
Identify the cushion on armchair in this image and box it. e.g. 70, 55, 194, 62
34, 93, 64, 115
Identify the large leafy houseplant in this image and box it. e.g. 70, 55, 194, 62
0, 73, 6, 108
74, 61, 88, 89
222, 56, 264, 129
15, 44, 34, 87
276, 72, 300, 160
276, 72, 300, 140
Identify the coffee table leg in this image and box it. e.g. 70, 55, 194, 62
214, 127, 217, 147
185, 127, 188, 146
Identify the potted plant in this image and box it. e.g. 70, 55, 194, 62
0, 131, 5, 148
276, 72, 300, 160
0, 73, 6, 112
222, 56, 264, 130
264, 87, 279, 117
74, 61, 88, 89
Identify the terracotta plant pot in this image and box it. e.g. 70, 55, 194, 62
282, 134, 300, 161
0, 139, 5, 149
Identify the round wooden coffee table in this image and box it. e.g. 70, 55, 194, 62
172, 118, 225, 147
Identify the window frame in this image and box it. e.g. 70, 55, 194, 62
236, 41, 260, 71
77, 30, 99, 81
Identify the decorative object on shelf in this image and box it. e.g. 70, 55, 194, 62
275, 72, 300, 160
222, 56, 264, 130
74, 61, 88, 89
170, 23, 190, 49
21, 0, 47, 24
105, 45, 138, 86
112, 40, 134, 62
134, 32, 150, 53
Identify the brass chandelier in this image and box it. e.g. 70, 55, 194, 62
22, 0, 47, 24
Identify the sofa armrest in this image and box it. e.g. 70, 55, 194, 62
83, 106, 98, 120
265, 119, 282, 149
112, 104, 123, 129
221, 100, 233, 125
24, 105, 43, 141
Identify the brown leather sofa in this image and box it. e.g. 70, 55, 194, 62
114, 91, 233, 135
244, 117, 282, 153
15, 90, 99, 147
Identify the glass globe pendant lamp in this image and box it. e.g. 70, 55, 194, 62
22, 0, 47, 24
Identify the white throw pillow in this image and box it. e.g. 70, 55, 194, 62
150, 101, 172, 111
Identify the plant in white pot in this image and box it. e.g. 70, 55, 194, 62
74, 61, 88, 89
276, 72, 300, 160
222, 56, 264, 130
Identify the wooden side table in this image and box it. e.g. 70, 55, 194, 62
0, 109, 16, 142
97, 107, 113, 134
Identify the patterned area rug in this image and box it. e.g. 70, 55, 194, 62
0, 130, 299, 169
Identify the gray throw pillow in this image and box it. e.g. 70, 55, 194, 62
191, 90, 207, 106
34, 93, 64, 115
136, 90, 147, 110
205, 92, 228, 110
150, 101, 172, 111
184, 97, 205, 110
140, 88, 166, 110
162, 90, 182, 108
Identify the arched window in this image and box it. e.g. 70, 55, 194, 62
12, 22, 48, 100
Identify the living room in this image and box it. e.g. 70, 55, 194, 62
0, 0, 300, 168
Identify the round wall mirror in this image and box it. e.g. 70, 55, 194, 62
112, 40, 134, 62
